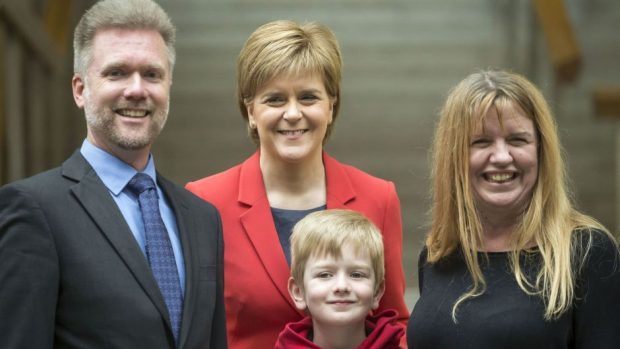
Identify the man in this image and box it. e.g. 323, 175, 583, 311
0, 0, 227, 347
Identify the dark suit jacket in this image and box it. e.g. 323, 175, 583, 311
186, 151, 408, 349
0, 151, 227, 348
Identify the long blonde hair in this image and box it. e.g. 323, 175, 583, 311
427, 70, 609, 321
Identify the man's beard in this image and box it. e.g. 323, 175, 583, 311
83, 90, 169, 150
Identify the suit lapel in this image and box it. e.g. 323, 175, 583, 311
237, 152, 301, 315
158, 176, 194, 348
63, 152, 172, 334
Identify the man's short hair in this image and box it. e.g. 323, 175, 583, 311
73, 0, 176, 74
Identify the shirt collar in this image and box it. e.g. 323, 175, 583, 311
80, 139, 157, 196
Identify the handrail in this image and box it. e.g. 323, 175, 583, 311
533, 0, 581, 82
593, 87, 620, 119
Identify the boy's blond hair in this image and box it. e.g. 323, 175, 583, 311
290, 209, 385, 293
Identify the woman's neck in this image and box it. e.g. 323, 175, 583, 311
260, 151, 326, 209
478, 209, 519, 252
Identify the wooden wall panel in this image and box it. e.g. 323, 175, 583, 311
5, 33, 25, 182
44, 0, 72, 54
26, 59, 49, 175
0, 22, 5, 184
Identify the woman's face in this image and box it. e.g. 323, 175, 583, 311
468, 101, 538, 219
247, 73, 334, 165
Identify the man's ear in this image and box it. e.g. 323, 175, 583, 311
371, 279, 386, 310
72, 73, 86, 109
288, 277, 307, 311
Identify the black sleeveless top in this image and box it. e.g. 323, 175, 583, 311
271, 205, 326, 265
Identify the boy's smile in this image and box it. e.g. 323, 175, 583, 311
291, 242, 384, 328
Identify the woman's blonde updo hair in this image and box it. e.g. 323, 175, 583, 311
236, 20, 342, 144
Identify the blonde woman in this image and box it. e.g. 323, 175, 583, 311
407, 70, 620, 348
187, 20, 408, 349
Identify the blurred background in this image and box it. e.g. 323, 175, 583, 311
1, 0, 619, 308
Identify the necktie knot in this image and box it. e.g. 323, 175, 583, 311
127, 173, 156, 195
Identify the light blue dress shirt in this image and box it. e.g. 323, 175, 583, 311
80, 140, 185, 293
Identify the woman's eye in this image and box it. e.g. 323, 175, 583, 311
265, 96, 285, 106
510, 138, 528, 145
300, 95, 319, 105
471, 139, 489, 146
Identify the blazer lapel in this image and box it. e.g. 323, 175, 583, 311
324, 152, 356, 208
63, 152, 172, 333
158, 176, 194, 348
237, 152, 301, 315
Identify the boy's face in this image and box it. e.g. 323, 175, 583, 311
288, 242, 385, 328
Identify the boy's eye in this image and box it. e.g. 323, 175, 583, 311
317, 272, 332, 279
350, 271, 366, 279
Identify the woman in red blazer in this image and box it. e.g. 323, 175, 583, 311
186, 20, 408, 349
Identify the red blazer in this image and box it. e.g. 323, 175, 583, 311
186, 151, 408, 349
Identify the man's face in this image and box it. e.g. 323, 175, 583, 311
72, 28, 171, 154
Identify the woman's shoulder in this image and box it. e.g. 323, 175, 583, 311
573, 228, 618, 255
573, 228, 620, 278
185, 162, 245, 198
418, 245, 463, 269
325, 153, 395, 189
188, 164, 241, 187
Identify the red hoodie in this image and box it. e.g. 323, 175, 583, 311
274, 309, 404, 349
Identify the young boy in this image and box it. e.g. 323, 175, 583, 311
275, 209, 404, 349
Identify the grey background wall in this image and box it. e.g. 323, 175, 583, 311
153, 0, 619, 295
2, 0, 618, 306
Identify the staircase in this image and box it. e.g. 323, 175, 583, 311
154, 0, 620, 302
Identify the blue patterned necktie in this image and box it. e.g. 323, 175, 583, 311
127, 173, 183, 343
